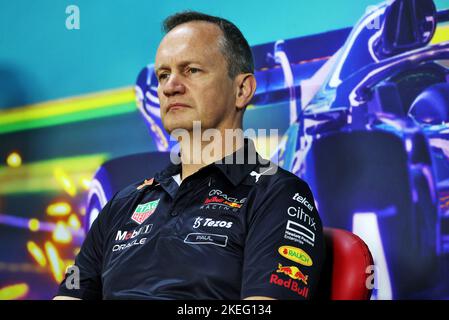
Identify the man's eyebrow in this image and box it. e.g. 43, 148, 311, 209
154, 61, 203, 74
154, 65, 167, 75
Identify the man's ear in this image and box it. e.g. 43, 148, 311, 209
235, 73, 257, 110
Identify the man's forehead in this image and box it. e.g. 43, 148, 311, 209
155, 21, 223, 65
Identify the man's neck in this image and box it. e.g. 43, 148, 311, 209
179, 130, 245, 181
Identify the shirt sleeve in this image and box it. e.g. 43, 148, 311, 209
55, 198, 114, 300
241, 177, 325, 300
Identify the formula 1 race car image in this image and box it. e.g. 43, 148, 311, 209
274, 0, 449, 299
84, 0, 449, 299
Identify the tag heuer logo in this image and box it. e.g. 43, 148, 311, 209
131, 199, 160, 224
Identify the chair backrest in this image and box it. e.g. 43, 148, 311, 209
316, 227, 374, 300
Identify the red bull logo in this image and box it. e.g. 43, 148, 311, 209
202, 191, 244, 211
204, 196, 224, 204
269, 273, 309, 298
276, 263, 308, 285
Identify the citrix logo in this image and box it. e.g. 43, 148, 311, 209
287, 207, 316, 231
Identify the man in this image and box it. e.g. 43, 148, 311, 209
54, 11, 324, 300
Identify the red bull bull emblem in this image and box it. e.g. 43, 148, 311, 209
224, 201, 242, 208
276, 263, 308, 285
131, 199, 160, 224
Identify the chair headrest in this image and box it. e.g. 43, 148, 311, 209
317, 228, 374, 300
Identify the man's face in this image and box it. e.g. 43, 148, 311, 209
155, 21, 237, 134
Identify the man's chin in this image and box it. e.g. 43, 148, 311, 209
165, 121, 195, 135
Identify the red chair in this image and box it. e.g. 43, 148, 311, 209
316, 228, 374, 300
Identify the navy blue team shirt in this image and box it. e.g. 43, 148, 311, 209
56, 139, 324, 299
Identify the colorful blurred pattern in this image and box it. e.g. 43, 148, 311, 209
0, 87, 154, 299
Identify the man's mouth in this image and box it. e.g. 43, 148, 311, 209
167, 103, 191, 112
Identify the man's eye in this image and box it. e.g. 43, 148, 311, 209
188, 68, 200, 74
158, 73, 169, 81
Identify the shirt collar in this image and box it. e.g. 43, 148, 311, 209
154, 138, 264, 187
213, 138, 263, 186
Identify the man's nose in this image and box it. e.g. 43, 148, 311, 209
162, 73, 186, 96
